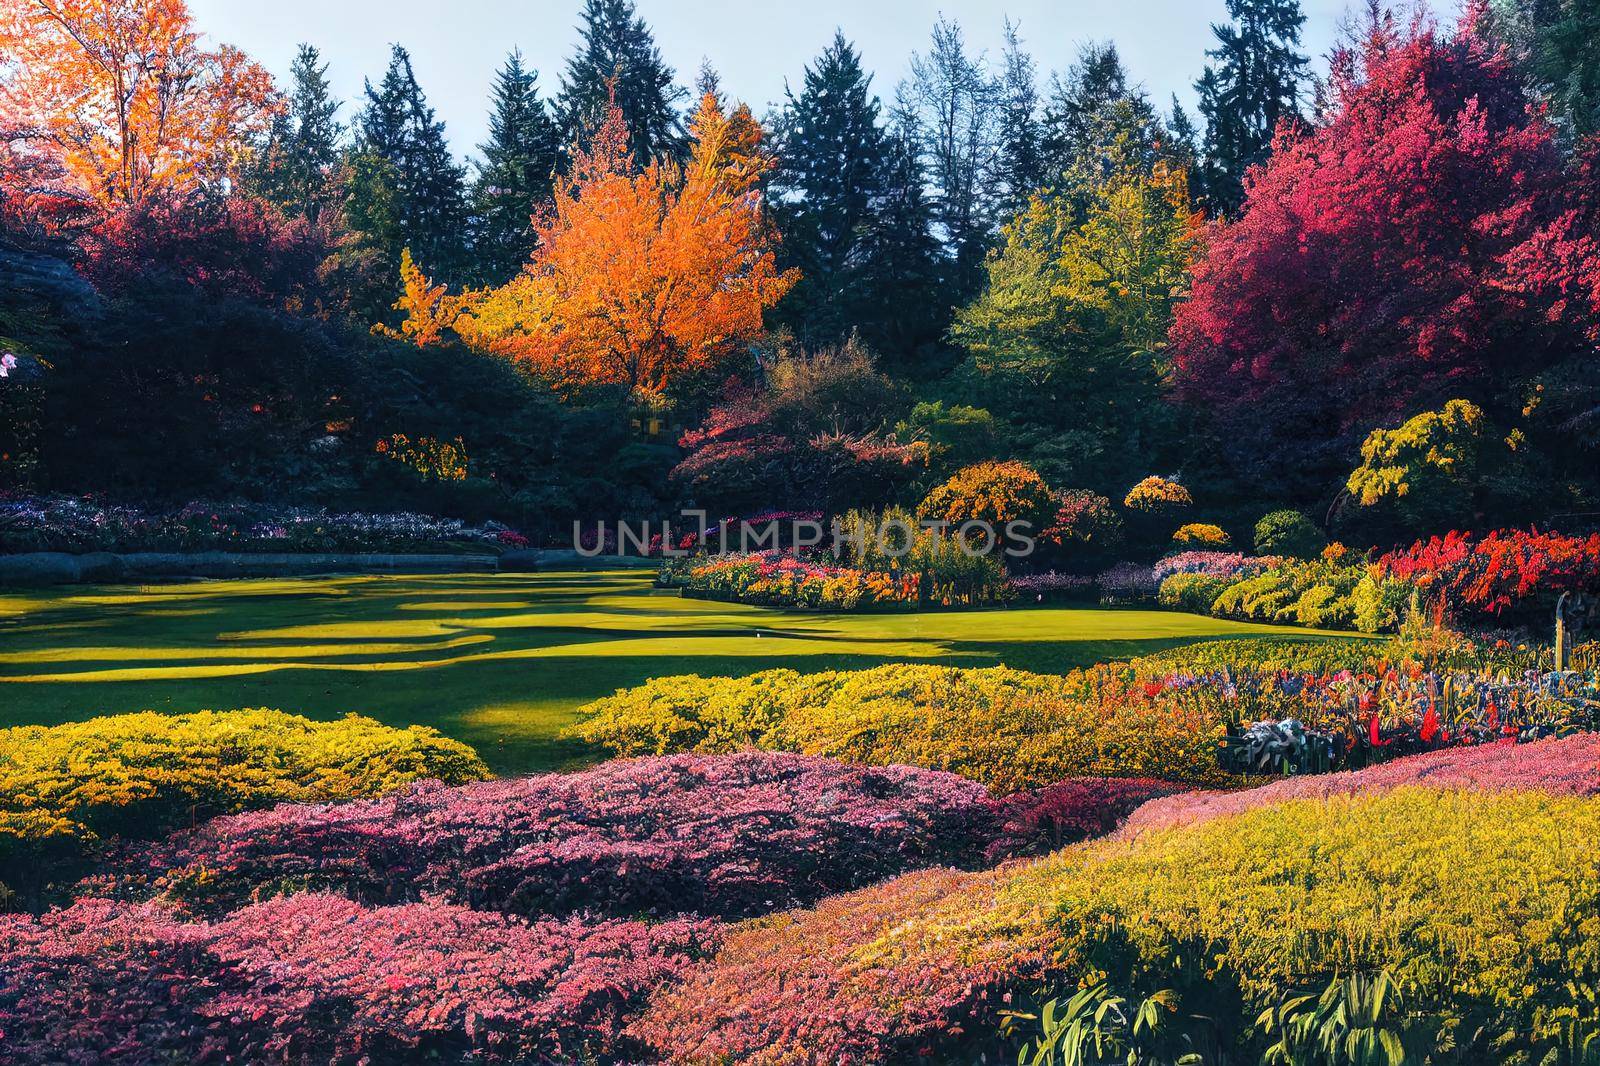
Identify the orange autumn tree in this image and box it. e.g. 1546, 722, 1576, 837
0, 0, 277, 206
453, 92, 796, 397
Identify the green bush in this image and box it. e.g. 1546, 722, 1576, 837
1252, 509, 1325, 559
1157, 573, 1230, 613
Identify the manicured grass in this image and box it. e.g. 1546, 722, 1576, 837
0, 570, 1351, 775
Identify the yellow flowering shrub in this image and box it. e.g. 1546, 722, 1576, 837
640, 788, 1600, 1063
1171, 522, 1230, 548
1, 710, 489, 894
1123, 475, 1193, 513
374, 433, 469, 481
571, 663, 1239, 793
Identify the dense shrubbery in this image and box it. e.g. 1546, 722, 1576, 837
572, 663, 1243, 791
0, 895, 717, 1065
0, 496, 525, 554
146, 754, 998, 920
638, 780, 1600, 1064
0, 710, 488, 902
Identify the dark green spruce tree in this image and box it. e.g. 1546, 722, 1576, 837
1195, 0, 1309, 215
768, 32, 891, 350
557, 0, 686, 163
471, 50, 560, 286
1040, 42, 1155, 180
996, 19, 1044, 216
855, 112, 949, 369
251, 44, 343, 223
1492, 0, 1600, 139
350, 45, 468, 284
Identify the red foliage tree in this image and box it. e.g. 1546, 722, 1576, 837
78, 196, 334, 310
1170, 9, 1576, 491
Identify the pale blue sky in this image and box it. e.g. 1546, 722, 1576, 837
189, 0, 1448, 164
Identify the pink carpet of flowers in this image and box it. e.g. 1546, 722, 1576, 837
147, 753, 996, 920
0, 894, 717, 1065
1121, 733, 1600, 837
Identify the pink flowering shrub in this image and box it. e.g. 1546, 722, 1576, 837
0, 895, 715, 1065
149, 754, 998, 919
1152, 551, 1281, 583
981, 778, 1186, 863
1122, 733, 1600, 837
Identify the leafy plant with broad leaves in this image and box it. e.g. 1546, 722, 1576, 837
1006, 982, 1209, 1066
1258, 970, 1417, 1066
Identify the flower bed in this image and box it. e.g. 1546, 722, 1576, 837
0, 710, 489, 903
636, 782, 1600, 1064
662, 552, 921, 610
0, 496, 525, 554
145, 754, 998, 920
1379, 528, 1600, 619
0, 895, 717, 1065
571, 663, 1245, 791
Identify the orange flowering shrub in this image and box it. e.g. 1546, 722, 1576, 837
1172, 522, 1230, 548
917, 461, 1053, 531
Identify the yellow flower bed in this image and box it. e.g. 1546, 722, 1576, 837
571, 663, 1239, 793
0, 709, 490, 855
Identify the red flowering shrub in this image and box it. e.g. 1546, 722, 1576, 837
0, 895, 715, 1065
149, 754, 997, 919
1121, 734, 1600, 837
981, 778, 1186, 863
1379, 529, 1600, 616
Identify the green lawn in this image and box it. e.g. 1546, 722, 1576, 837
0, 570, 1348, 774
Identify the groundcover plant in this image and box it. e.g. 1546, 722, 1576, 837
4, 0, 1600, 1062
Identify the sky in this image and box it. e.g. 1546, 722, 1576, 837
188, 0, 1447, 165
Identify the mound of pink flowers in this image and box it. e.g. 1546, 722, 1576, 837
149, 754, 999, 919
981, 777, 1185, 863
145, 756, 1178, 920
1122, 734, 1600, 837
0, 894, 717, 1065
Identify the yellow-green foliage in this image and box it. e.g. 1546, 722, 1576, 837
571, 663, 1238, 792
1347, 399, 1487, 508
668, 789, 1600, 1062
1172, 523, 1230, 548
1157, 573, 1230, 613
0, 710, 490, 855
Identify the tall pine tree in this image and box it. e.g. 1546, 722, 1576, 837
856, 111, 949, 367
557, 0, 686, 163
770, 33, 948, 367
472, 50, 559, 286
251, 44, 343, 223
1492, 0, 1600, 139
351, 45, 468, 285
769, 32, 892, 349
901, 16, 1000, 300
1195, 0, 1309, 215
995, 20, 1044, 216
